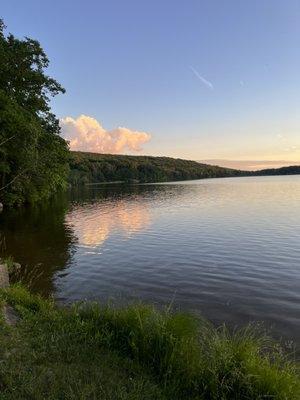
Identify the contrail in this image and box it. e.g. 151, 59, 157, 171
189, 66, 214, 90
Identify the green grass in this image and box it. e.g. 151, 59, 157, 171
0, 285, 299, 400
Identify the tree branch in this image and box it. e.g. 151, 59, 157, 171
0, 135, 16, 147
0, 171, 24, 191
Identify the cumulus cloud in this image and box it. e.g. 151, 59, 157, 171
60, 114, 151, 153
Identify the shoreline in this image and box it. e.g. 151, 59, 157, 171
0, 280, 299, 399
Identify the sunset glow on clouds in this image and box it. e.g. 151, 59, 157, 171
60, 115, 151, 154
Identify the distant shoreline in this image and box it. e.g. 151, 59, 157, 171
201, 159, 300, 171
69, 151, 300, 187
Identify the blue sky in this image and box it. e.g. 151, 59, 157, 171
2, 0, 300, 167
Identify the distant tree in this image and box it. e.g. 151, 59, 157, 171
0, 19, 69, 206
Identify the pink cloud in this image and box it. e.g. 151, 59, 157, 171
60, 114, 151, 153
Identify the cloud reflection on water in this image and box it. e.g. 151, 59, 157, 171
65, 199, 151, 247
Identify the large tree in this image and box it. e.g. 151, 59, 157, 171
0, 19, 69, 206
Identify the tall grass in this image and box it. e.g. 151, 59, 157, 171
1, 285, 299, 399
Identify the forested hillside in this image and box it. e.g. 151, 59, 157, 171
69, 151, 244, 185
69, 152, 300, 186
256, 165, 300, 176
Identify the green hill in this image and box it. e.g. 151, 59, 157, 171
69, 151, 244, 185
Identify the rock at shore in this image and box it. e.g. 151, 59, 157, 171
0, 263, 19, 325
0, 263, 9, 288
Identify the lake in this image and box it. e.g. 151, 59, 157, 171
1, 175, 300, 348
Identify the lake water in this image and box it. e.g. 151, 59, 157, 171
1, 176, 300, 347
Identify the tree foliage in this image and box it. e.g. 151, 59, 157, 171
0, 20, 69, 206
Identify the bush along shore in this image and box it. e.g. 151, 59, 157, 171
0, 282, 299, 400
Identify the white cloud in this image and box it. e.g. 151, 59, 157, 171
60, 115, 151, 153
284, 145, 298, 152
190, 66, 214, 90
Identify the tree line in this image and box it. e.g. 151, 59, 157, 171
255, 165, 300, 176
68, 153, 300, 186
69, 151, 245, 185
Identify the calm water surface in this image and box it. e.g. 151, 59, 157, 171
1, 176, 300, 346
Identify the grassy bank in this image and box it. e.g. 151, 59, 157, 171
0, 285, 299, 399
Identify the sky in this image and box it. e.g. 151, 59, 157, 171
2, 0, 300, 169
